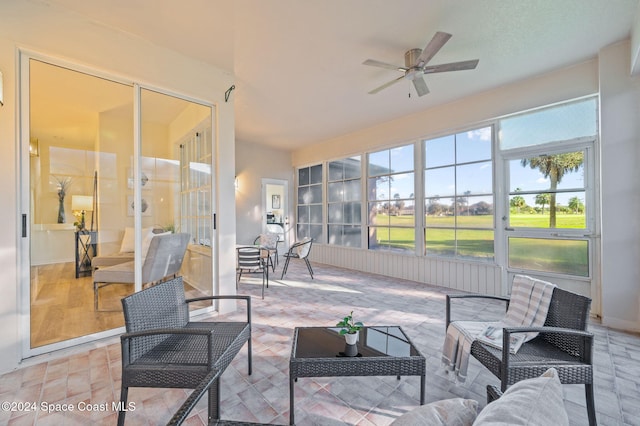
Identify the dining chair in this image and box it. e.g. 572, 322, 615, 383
280, 237, 314, 279
253, 232, 279, 272
236, 246, 268, 299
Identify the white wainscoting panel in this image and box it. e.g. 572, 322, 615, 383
309, 245, 502, 296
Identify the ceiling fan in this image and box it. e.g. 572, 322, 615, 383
363, 31, 479, 97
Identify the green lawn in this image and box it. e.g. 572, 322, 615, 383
509, 213, 585, 229
371, 213, 588, 275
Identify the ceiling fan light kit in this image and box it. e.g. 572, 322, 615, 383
364, 31, 479, 97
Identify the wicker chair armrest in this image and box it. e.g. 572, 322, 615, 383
121, 327, 215, 341
486, 384, 502, 404
185, 295, 251, 324
166, 368, 222, 426
445, 294, 510, 329
502, 326, 594, 339
500, 326, 594, 366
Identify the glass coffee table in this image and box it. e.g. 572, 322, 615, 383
289, 326, 426, 425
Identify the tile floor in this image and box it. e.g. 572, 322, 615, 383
2, 259, 640, 425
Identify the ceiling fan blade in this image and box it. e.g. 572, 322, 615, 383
368, 75, 404, 94
416, 31, 452, 66
423, 59, 479, 73
413, 77, 429, 97
363, 59, 406, 72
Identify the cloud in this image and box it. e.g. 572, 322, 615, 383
467, 127, 492, 141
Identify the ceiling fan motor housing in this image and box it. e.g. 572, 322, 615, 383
404, 48, 424, 80
405, 48, 423, 67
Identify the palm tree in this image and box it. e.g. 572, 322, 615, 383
510, 195, 526, 214
521, 152, 583, 227
568, 196, 584, 214
535, 193, 551, 214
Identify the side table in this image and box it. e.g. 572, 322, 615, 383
75, 230, 97, 278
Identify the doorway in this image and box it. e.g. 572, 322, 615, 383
262, 178, 289, 253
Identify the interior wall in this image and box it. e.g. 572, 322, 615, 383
235, 140, 293, 245
599, 39, 640, 332
0, 1, 236, 374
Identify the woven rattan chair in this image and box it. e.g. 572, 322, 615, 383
280, 237, 314, 279
118, 276, 252, 426
446, 286, 595, 426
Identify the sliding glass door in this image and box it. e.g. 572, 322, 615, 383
23, 55, 215, 354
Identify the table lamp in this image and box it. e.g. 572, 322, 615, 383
72, 195, 93, 230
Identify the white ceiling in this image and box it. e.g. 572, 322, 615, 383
26, 0, 640, 150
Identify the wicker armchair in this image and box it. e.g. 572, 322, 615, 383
118, 276, 252, 425
446, 286, 595, 426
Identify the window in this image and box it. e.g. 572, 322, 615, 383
328, 156, 362, 247
501, 97, 597, 277
424, 127, 494, 260
297, 164, 323, 241
367, 145, 415, 252
180, 125, 212, 246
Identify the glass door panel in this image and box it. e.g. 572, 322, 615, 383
140, 89, 213, 308
29, 59, 133, 347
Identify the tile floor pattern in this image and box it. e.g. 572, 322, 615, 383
2, 260, 640, 425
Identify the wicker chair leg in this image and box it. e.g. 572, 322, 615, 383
304, 258, 314, 279
585, 383, 597, 426
207, 378, 221, 423
117, 386, 128, 426
247, 337, 253, 375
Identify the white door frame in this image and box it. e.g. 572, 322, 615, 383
261, 178, 289, 253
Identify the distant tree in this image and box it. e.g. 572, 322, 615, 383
393, 193, 403, 215
510, 195, 526, 214
568, 196, 584, 214
521, 152, 584, 227
535, 193, 551, 213
463, 190, 472, 215
427, 196, 442, 215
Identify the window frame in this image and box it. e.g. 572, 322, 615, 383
296, 164, 324, 242
423, 125, 496, 261
366, 144, 416, 253
498, 96, 598, 280
327, 156, 363, 247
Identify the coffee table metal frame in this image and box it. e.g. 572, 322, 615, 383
289, 326, 426, 425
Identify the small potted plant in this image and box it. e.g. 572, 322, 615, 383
336, 311, 364, 346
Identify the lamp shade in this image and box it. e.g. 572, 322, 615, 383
72, 195, 93, 212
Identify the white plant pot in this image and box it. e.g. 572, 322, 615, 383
344, 332, 358, 345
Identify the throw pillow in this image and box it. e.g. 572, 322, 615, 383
120, 227, 155, 253
119, 227, 135, 253
390, 398, 478, 426
473, 368, 569, 426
